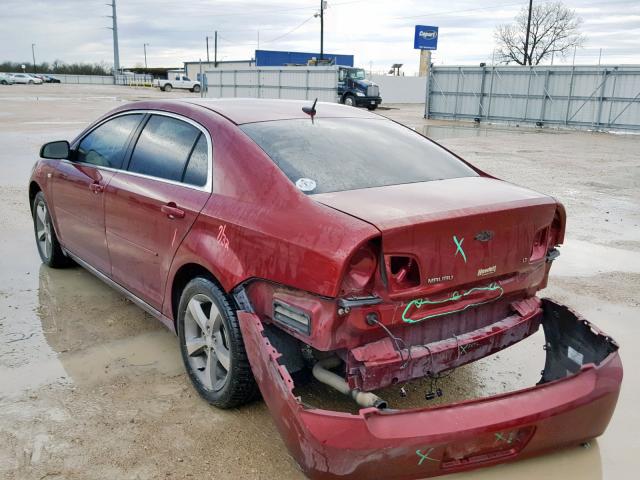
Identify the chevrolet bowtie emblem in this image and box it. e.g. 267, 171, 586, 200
475, 230, 494, 242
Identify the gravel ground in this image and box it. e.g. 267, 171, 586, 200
0, 85, 638, 480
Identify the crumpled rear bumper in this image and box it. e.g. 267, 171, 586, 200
238, 298, 622, 479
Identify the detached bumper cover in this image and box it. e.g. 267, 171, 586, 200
239, 299, 622, 479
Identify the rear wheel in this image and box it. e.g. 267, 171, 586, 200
192, 84, 201, 93
367, 104, 378, 111
163, 83, 172, 92
344, 95, 356, 107
32, 192, 70, 268
28, 80, 34, 84
177, 277, 258, 408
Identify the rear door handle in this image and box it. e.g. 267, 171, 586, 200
161, 203, 185, 219
89, 182, 104, 194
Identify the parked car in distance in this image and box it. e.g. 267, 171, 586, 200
11, 73, 43, 84
0, 73, 15, 85
153, 74, 200, 92
33, 74, 61, 83
29, 99, 621, 480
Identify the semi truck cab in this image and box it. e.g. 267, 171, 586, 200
338, 67, 382, 110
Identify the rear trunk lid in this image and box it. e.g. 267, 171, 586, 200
314, 177, 558, 299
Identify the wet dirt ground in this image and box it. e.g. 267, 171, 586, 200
1, 85, 638, 479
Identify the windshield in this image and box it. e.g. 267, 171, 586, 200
241, 118, 478, 194
347, 69, 366, 80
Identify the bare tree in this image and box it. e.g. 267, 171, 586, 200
494, 1, 584, 65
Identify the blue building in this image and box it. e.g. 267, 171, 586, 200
255, 50, 354, 67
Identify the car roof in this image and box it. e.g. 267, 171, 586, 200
179, 98, 381, 125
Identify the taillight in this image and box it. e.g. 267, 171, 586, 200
530, 227, 549, 261
340, 244, 378, 296
388, 255, 421, 290
549, 204, 566, 246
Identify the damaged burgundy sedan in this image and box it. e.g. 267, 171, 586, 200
30, 99, 621, 479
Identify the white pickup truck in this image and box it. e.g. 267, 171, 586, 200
153, 74, 201, 92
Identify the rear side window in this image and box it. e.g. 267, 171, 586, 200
183, 134, 208, 186
77, 114, 143, 169
128, 115, 200, 182
241, 118, 478, 194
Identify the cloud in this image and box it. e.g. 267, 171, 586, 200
1, 0, 638, 73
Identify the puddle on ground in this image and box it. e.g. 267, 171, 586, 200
412, 123, 549, 141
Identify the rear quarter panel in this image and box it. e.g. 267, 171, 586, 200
162, 107, 378, 319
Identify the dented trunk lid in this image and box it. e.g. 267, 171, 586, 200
314, 176, 557, 299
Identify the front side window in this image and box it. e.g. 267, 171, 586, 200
241, 118, 478, 194
77, 114, 143, 168
128, 115, 201, 183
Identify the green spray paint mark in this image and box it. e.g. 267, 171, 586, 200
416, 447, 438, 465
402, 282, 504, 324
453, 235, 467, 263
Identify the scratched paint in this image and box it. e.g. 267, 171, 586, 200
402, 282, 504, 323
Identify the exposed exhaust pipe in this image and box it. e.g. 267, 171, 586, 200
312, 357, 387, 409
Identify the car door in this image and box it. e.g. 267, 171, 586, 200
104, 113, 212, 310
50, 113, 144, 275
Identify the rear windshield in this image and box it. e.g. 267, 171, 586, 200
240, 118, 478, 194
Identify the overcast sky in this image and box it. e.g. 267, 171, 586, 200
1, 0, 638, 73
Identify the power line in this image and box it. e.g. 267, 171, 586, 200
263, 15, 316, 45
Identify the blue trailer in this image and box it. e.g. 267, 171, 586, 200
255, 50, 354, 67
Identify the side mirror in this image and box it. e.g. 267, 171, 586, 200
40, 141, 70, 160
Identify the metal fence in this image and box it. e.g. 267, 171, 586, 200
205, 66, 338, 103
53, 74, 115, 85
428, 65, 640, 131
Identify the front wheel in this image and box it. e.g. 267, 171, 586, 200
32, 191, 71, 268
367, 104, 378, 111
163, 83, 172, 92
192, 84, 201, 93
344, 95, 356, 107
28, 80, 34, 84
177, 277, 258, 408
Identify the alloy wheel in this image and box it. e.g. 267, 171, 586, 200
183, 293, 231, 391
35, 201, 52, 261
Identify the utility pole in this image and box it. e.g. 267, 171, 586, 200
523, 0, 533, 65
143, 43, 149, 70
107, 0, 120, 74
31, 43, 37, 73
214, 30, 218, 67
319, 1, 326, 60
206, 36, 210, 62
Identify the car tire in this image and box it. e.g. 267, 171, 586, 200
28, 80, 34, 84
344, 95, 356, 107
164, 84, 173, 92
192, 85, 201, 93
0, 80, 7, 85
177, 277, 258, 408
32, 191, 71, 268
367, 105, 378, 111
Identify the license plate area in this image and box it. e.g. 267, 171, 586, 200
441, 426, 535, 469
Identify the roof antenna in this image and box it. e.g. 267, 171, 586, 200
302, 98, 318, 122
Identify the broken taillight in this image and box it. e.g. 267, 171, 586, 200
530, 227, 549, 261
387, 255, 421, 290
340, 244, 378, 296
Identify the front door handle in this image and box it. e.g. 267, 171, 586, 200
89, 182, 104, 194
161, 203, 185, 219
